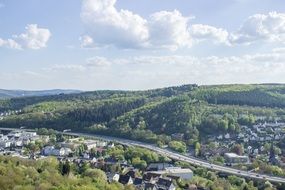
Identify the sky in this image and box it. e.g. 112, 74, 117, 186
1, 0, 285, 90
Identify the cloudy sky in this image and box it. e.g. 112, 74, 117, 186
1, 0, 285, 90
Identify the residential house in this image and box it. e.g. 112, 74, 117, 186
156, 178, 176, 190
118, 175, 133, 185
171, 133, 184, 141
224, 133, 230, 139
107, 173, 120, 183
84, 140, 98, 150
143, 183, 158, 190
0, 141, 11, 148
43, 146, 72, 156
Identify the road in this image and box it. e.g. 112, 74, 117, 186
1, 127, 285, 184
64, 132, 285, 184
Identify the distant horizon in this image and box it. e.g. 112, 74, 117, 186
2, 82, 285, 92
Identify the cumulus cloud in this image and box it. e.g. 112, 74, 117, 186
14, 24, 51, 49
148, 10, 192, 50
230, 12, 285, 45
190, 24, 229, 45
0, 38, 21, 49
80, 0, 149, 48
80, 0, 285, 49
0, 24, 51, 50
80, 0, 230, 50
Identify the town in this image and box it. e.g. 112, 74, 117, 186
0, 128, 194, 190
198, 121, 285, 174
1, 121, 285, 189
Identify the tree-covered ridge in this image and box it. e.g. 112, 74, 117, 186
191, 84, 285, 108
2, 84, 285, 145
0, 84, 197, 112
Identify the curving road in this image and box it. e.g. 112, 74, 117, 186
1, 128, 285, 184
65, 132, 285, 184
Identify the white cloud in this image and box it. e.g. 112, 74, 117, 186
190, 24, 229, 45
3, 48, 285, 90
79, 35, 94, 48
80, 1, 285, 50
272, 47, 285, 53
80, 0, 231, 50
0, 38, 21, 49
81, 0, 149, 48
45, 64, 86, 72
0, 24, 51, 50
14, 24, 51, 49
86, 56, 112, 67
230, 12, 285, 45
148, 10, 192, 50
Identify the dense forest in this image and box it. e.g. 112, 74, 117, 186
1, 84, 285, 145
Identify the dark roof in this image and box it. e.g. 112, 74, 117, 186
166, 174, 180, 181
143, 173, 162, 181
126, 170, 136, 178
157, 178, 174, 188
133, 177, 143, 185
144, 182, 158, 190
118, 175, 132, 185
104, 157, 117, 163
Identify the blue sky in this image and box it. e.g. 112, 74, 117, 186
1, 0, 285, 90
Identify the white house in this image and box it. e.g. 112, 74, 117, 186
253, 149, 259, 155
217, 135, 223, 140
224, 133, 230, 139
108, 173, 120, 182
0, 141, 11, 148
43, 146, 72, 156
14, 139, 23, 147
96, 141, 107, 147
84, 140, 97, 150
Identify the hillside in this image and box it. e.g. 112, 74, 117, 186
1, 84, 285, 144
0, 89, 81, 99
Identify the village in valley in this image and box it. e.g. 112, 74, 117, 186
1, 120, 285, 189
0, 128, 194, 190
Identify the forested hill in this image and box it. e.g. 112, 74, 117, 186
191, 84, 285, 108
1, 83, 285, 144
0, 89, 81, 99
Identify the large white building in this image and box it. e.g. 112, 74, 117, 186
224, 153, 249, 164
148, 167, 193, 180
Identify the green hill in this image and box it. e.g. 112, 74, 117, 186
1, 84, 285, 144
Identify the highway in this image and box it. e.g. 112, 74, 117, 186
1, 127, 285, 184
64, 132, 285, 184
